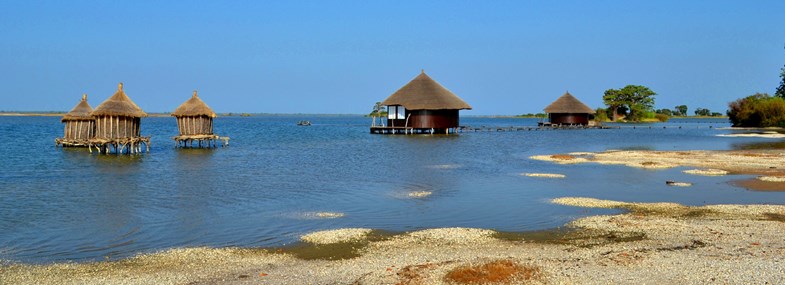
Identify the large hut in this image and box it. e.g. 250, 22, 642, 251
171, 90, 228, 148
543, 92, 596, 126
89, 83, 150, 154
373, 70, 472, 134
56, 94, 95, 147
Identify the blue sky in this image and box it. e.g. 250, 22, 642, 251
1, 1, 784, 115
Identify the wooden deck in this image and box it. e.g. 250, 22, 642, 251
88, 136, 150, 154
370, 126, 414, 134
55, 138, 90, 147
173, 134, 229, 148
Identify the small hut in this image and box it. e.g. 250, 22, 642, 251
171, 90, 229, 148
543, 92, 596, 126
89, 83, 150, 154
56, 94, 95, 147
372, 70, 472, 134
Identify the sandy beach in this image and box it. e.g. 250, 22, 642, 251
3, 149, 785, 284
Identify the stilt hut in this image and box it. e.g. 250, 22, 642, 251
543, 92, 595, 126
371, 70, 472, 134
171, 90, 229, 148
56, 94, 95, 147
89, 83, 150, 154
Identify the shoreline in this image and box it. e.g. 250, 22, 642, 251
3, 149, 785, 284
2, 198, 784, 284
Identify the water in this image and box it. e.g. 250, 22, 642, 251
1, 115, 784, 264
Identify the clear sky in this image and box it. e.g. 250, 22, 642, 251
1, 1, 784, 115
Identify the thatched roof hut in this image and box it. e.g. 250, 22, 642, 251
543, 92, 595, 125
57, 94, 95, 145
172, 90, 216, 118
377, 70, 471, 134
381, 70, 472, 110
90, 82, 148, 153
91, 83, 148, 118
172, 90, 217, 137
61, 94, 94, 122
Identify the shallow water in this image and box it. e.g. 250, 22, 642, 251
1, 116, 784, 263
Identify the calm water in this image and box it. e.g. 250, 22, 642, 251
1, 115, 784, 264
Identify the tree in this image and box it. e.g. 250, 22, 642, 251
776, 66, 785, 99
656, 109, 673, 116
694, 108, 711, 116
673, 105, 688, 116
727, 93, 785, 127
603, 85, 657, 122
776, 44, 785, 99
369, 102, 387, 125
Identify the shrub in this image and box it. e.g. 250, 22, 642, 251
655, 113, 669, 122
727, 93, 785, 127
594, 108, 609, 122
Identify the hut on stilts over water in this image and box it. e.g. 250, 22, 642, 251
543, 92, 596, 126
88, 83, 150, 154
371, 70, 472, 134
171, 90, 229, 148
56, 94, 95, 147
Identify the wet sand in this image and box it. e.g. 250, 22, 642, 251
531, 149, 785, 176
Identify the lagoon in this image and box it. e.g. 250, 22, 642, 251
1, 115, 783, 264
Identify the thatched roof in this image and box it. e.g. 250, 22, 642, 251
543, 92, 595, 114
381, 70, 472, 110
61, 94, 94, 122
172, 90, 217, 118
91, 83, 148, 118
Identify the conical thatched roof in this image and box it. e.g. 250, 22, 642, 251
544, 92, 595, 114
91, 83, 148, 117
172, 90, 217, 118
381, 70, 472, 110
61, 94, 94, 122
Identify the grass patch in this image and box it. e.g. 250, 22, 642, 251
550, 154, 576, 160
444, 259, 542, 284
764, 213, 785, 222
494, 228, 645, 248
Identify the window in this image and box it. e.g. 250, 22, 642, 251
387, 106, 406, 119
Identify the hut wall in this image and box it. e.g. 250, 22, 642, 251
408, 109, 459, 129
549, 113, 590, 125
385, 118, 406, 127
63, 120, 95, 140
94, 115, 141, 139
176, 115, 213, 135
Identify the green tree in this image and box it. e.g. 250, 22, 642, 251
656, 109, 673, 116
694, 108, 711, 116
776, 66, 785, 99
673, 105, 688, 116
369, 102, 387, 125
603, 85, 657, 122
727, 93, 785, 127
776, 44, 785, 98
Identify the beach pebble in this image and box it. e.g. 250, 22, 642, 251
300, 228, 373, 244
683, 169, 729, 176
407, 191, 433, 198
757, 176, 785, 182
